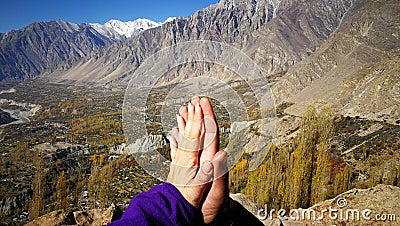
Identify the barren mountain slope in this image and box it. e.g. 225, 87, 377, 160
0, 21, 125, 81
41, 0, 357, 87
272, 0, 399, 123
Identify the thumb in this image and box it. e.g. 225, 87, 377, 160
186, 161, 213, 208
194, 161, 214, 186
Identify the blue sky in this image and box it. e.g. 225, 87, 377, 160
0, 0, 219, 33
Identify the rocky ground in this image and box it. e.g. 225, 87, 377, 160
232, 184, 400, 226
25, 204, 122, 226
0, 109, 16, 125
26, 184, 399, 226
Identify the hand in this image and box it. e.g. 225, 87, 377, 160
168, 97, 228, 224
167, 99, 214, 208
196, 97, 228, 224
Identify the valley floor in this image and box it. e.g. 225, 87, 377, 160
0, 80, 398, 225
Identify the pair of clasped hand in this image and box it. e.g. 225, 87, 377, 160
167, 97, 228, 224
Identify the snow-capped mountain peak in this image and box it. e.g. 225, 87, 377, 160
89, 23, 124, 41
90, 17, 177, 39
163, 17, 177, 23
102, 18, 161, 38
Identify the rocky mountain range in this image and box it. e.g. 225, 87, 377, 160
41, 0, 354, 85
91, 18, 175, 38
0, 18, 164, 81
1, 0, 398, 124
36, 0, 399, 124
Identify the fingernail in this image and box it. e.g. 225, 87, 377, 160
195, 102, 200, 113
202, 161, 213, 174
179, 106, 184, 113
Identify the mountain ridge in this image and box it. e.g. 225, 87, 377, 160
41, 0, 356, 88
0, 18, 166, 81
274, 0, 399, 124
90, 18, 173, 38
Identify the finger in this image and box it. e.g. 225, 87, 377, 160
194, 161, 214, 185
190, 102, 203, 139
177, 114, 185, 134
199, 97, 218, 164
212, 150, 228, 180
190, 96, 200, 106
185, 102, 194, 135
208, 151, 228, 202
199, 120, 205, 151
169, 128, 179, 148
191, 96, 205, 141
212, 151, 229, 207
179, 106, 188, 123
187, 161, 214, 207
200, 97, 217, 125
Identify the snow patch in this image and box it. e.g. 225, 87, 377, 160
163, 17, 176, 24
103, 18, 161, 38
89, 23, 124, 41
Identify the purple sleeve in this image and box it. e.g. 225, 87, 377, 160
108, 182, 202, 226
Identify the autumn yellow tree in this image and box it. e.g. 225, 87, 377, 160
311, 142, 330, 204
55, 171, 70, 211
88, 154, 105, 208
29, 154, 46, 221
98, 161, 116, 209
229, 159, 248, 193
334, 165, 353, 195
240, 105, 337, 210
